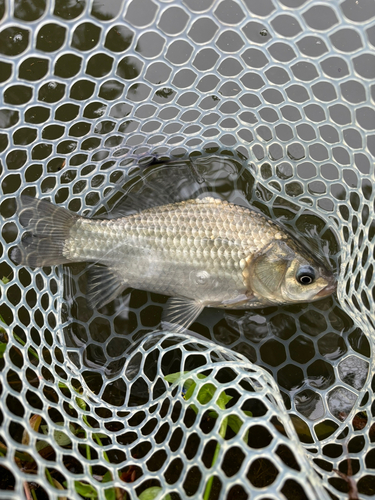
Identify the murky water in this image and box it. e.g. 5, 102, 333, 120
45, 154, 370, 440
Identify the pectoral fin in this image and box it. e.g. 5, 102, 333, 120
86, 265, 128, 309
162, 297, 204, 332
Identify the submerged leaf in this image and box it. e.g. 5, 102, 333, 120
36, 440, 50, 452
139, 486, 171, 500
29, 414, 42, 432
12, 332, 39, 360
53, 429, 72, 447
216, 391, 232, 410
164, 371, 189, 383
102, 471, 113, 483
52, 477, 68, 500
74, 481, 98, 498
104, 487, 116, 500
0, 314, 8, 336
0, 441, 8, 456
197, 383, 217, 405
226, 415, 244, 434
0, 343, 6, 357
22, 414, 42, 445
76, 397, 87, 411
92, 432, 110, 440
164, 371, 250, 430
40, 425, 49, 435
183, 380, 196, 401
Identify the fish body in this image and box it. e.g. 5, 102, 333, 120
14, 195, 336, 330
66, 198, 280, 305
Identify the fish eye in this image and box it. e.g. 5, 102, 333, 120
296, 266, 315, 285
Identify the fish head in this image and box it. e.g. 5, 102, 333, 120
248, 239, 336, 305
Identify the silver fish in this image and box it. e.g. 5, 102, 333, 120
14, 193, 336, 330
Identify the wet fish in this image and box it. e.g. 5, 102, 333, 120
13, 194, 336, 330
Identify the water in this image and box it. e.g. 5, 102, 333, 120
49, 154, 371, 440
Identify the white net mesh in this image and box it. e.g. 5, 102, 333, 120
0, 0, 374, 499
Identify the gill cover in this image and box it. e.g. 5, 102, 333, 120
249, 240, 292, 303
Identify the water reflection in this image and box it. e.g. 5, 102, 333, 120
227, 313, 269, 343
338, 355, 369, 390
57, 155, 369, 429
327, 387, 358, 420
295, 389, 324, 421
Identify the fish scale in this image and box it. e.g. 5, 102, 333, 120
15, 195, 336, 330
72, 201, 270, 254
64, 198, 280, 302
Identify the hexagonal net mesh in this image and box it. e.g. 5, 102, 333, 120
0, 0, 374, 499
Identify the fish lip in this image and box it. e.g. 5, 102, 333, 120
315, 281, 337, 298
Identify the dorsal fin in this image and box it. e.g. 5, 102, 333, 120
98, 156, 246, 219
105, 160, 209, 219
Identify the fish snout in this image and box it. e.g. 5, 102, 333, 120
315, 276, 337, 298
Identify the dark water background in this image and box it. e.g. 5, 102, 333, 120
46, 154, 371, 442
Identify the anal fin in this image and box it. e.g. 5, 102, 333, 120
86, 265, 128, 309
162, 297, 204, 332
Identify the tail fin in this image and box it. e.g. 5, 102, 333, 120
12, 196, 79, 267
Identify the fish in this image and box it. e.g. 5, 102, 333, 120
13, 185, 337, 331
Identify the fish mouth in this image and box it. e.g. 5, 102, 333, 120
315, 281, 337, 298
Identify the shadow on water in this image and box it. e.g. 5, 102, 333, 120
58, 155, 370, 439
